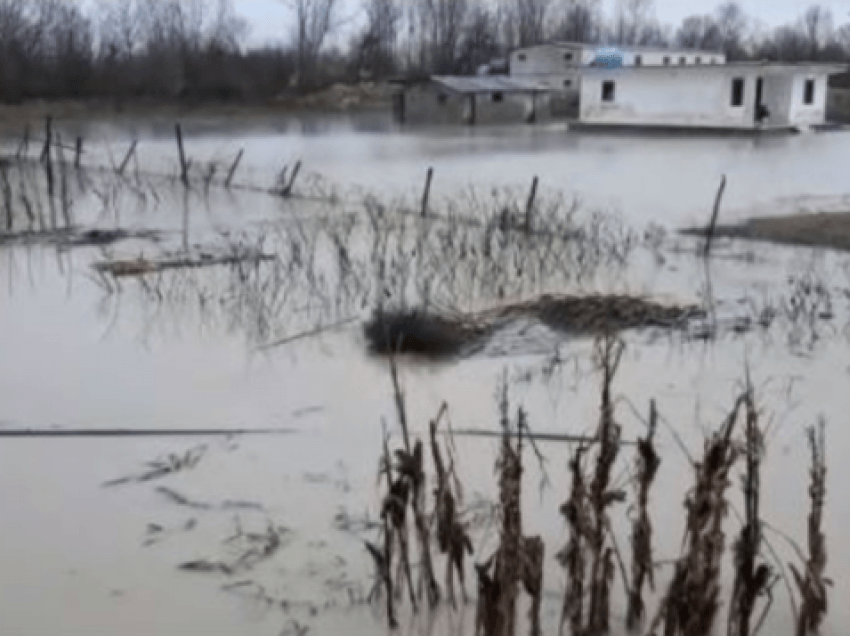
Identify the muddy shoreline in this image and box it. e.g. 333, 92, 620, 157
683, 210, 850, 251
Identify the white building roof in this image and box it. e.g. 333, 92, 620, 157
522, 41, 724, 58
580, 62, 847, 76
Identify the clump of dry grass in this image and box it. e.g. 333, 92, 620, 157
429, 403, 474, 608
727, 386, 775, 636
476, 386, 544, 636
557, 334, 627, 636
648, 395, 744, 636
626, 400, 661, 631
363, 296, 702, 360
791, 419, 830, 636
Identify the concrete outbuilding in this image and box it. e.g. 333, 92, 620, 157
393, 76, 554, 125
578, 62, 844, 131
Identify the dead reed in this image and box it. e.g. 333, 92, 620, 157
558, 334, 627, 636
476, 385, 544, 636
727, 386, 775, 636
791, 419, 830, 636
625, 400, 660, 631
647, 395, 744, 636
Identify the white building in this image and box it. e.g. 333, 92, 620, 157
510, 41, 726, 77
394, 42, 846, 131
578, 62, 844, 131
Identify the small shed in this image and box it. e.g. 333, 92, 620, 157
394, 76, 554, 125
577, 63, 847, 131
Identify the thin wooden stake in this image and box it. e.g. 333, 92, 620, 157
421, 167, 434, 218
225, 149, 244, 188
74, 136, 83, 169
118, 140, 138, 175
281, 160, 302, 197
525, 175, 539, 232
175, 123, 189, 186
17, 125, 29, 159
39, 116, 52, 164
703, 175, 727, 258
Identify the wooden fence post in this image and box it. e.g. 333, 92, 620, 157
525, 176, 539, 232
421, 167, 434, 218
175, 124, 188, 186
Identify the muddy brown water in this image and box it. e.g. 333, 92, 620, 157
1, 115, 850, 635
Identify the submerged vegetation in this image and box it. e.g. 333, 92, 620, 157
359, 336, 832, 636
0, 122, 842, 636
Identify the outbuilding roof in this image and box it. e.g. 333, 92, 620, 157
430, 75, 551, 94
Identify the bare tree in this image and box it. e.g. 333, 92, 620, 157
514, 0, 549, 47
353, 0, 401, 78
456, 3, 502, 74
421, 0, 468, 73
552, 0, 601, 44
676, 14, 723, 50
612, 0, 655, 46
283, 0, 340, 89
803, 5, 834, 59
715, 1, 748, 59
97, 0, 140, 60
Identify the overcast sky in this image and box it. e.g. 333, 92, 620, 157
235, 0, 850, 47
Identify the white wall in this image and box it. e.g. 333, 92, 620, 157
511, 45, 583, 75
579, 67, 833, 129
579, 68, 759, 128
787, 75, 829, 127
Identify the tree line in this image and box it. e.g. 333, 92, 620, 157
1, 0, 848, 104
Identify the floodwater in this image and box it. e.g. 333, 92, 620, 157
1, 113, 850, 636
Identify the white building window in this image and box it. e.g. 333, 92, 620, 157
564, 79, 572, 87
635, 55, 643, 66
731, 78, 745, 107
518, 54, 527, 62
492, 92, 504, 103
663, 56, 671, 65
695, 57, 702, 64
564, 53, 573, 61
602, 81, 615, 102
679, 56, 687, 65
804, 79, 815, 105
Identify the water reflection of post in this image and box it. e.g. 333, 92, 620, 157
182, 186, 191, 253
41, 117, 57, 230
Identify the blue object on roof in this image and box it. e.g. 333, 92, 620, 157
594, 47, 623, 69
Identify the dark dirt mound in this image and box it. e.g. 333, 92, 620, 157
364, 310, 488, 358
365, 295, 702, 359
506, 294, 702, 333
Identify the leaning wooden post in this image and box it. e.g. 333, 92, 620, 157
16, 124, 30, 159
281, 160, 302, 197
421, 167, 434, 218
118, 140, 138, 176
175, 123, 189, 186
525, 176, 539, 233
39, 116, 52, 164
74, 137, 83, 169
225, 149, 244, 188
703, 175, 727, 259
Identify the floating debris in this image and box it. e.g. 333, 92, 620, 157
103, 446, 207, 487
93, 249, 274, 278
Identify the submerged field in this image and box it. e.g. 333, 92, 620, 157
0, 115, 849, 636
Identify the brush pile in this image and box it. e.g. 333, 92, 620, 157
365, 295, 702, 358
